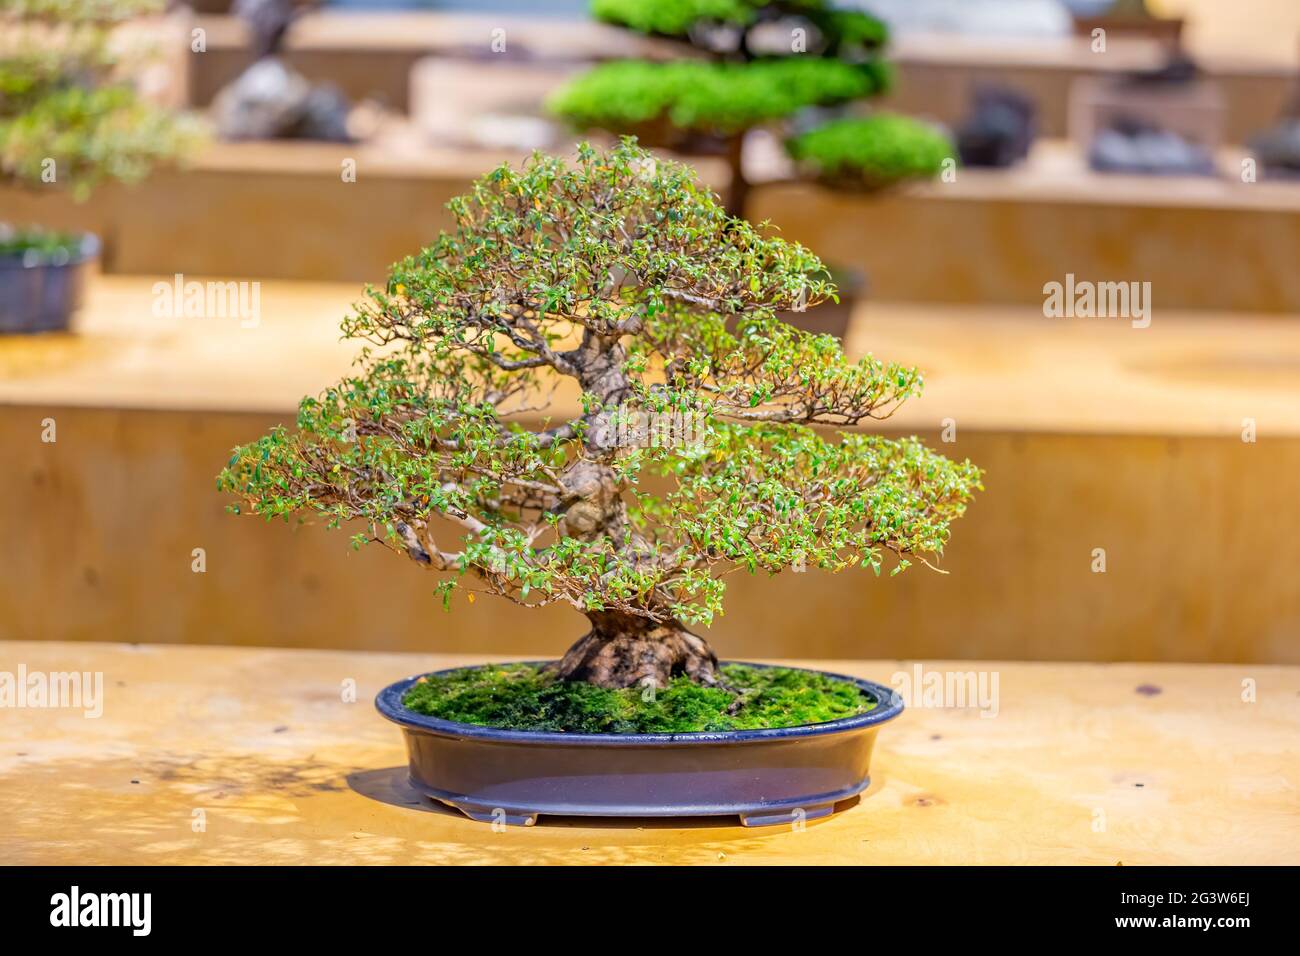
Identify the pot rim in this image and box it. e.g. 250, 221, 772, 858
0, 231, 99, 270
375, 659, 904, 745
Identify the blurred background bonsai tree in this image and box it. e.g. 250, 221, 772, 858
549, 0, 954, 216
0, 0, 194, 197
0, 0, 195, 332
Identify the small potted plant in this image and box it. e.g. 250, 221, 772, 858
0, 0, 193, 334
547, 1, 954, 338
219, 141, 981, 827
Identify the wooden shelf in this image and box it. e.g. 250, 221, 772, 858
895, 140, 1300, 214
5, 132, 1298, 311
749, 147, 1300, 313
4, 275, 1298, 439
2, 641, 1296, 864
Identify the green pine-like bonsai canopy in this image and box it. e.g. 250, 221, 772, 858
549, 0, 953, 214
219, 141, 981, 690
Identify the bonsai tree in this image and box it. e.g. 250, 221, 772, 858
548, 0, 953, 215
218, 141, 981, 690
0, 0, 192, 198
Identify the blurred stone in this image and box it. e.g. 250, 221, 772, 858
211, 58, 353, 142
1089, 118, 1216, 176
211, 58, 306, 140
957, 87, 1037, 167
1250, 119, 1300, 178
298, 85, 352, 142
1070, 57, 1224, 169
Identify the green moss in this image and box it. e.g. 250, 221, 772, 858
549, 58, 889, 135
787, 113, 954, 187
401, 662, 876, 734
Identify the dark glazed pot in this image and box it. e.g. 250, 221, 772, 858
0, 233, 99, 334
376, 661, 903, 828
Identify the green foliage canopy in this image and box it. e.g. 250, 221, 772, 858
590, 0, 887, 50
218, 142, 981, 627
592, 0, 760, 36
787, 113, 954, 186
0, 0, 193, 197
548, 57, 889, 135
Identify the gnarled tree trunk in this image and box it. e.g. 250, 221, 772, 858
547, 329, 723, 690
553, 610, 719, 689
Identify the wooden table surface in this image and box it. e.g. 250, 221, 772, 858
1, 641, 1296, 865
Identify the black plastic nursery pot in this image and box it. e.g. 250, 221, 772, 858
376, 661, 903, 828
0, 233, 99, 334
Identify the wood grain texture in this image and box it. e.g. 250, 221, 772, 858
0, 642, 1294, 865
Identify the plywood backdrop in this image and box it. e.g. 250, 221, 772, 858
2, 404, 1296, 664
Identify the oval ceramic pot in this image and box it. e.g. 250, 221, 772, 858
376, 661, 903, 827
0, 233, 99, 334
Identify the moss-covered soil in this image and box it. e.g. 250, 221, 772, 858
401, 663, 876, 734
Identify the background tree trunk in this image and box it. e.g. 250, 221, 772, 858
724, 133, 750, 219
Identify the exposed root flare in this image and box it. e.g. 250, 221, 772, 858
551, 611, 720, 690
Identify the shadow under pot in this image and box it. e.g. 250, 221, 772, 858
0, 232, 99, 334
